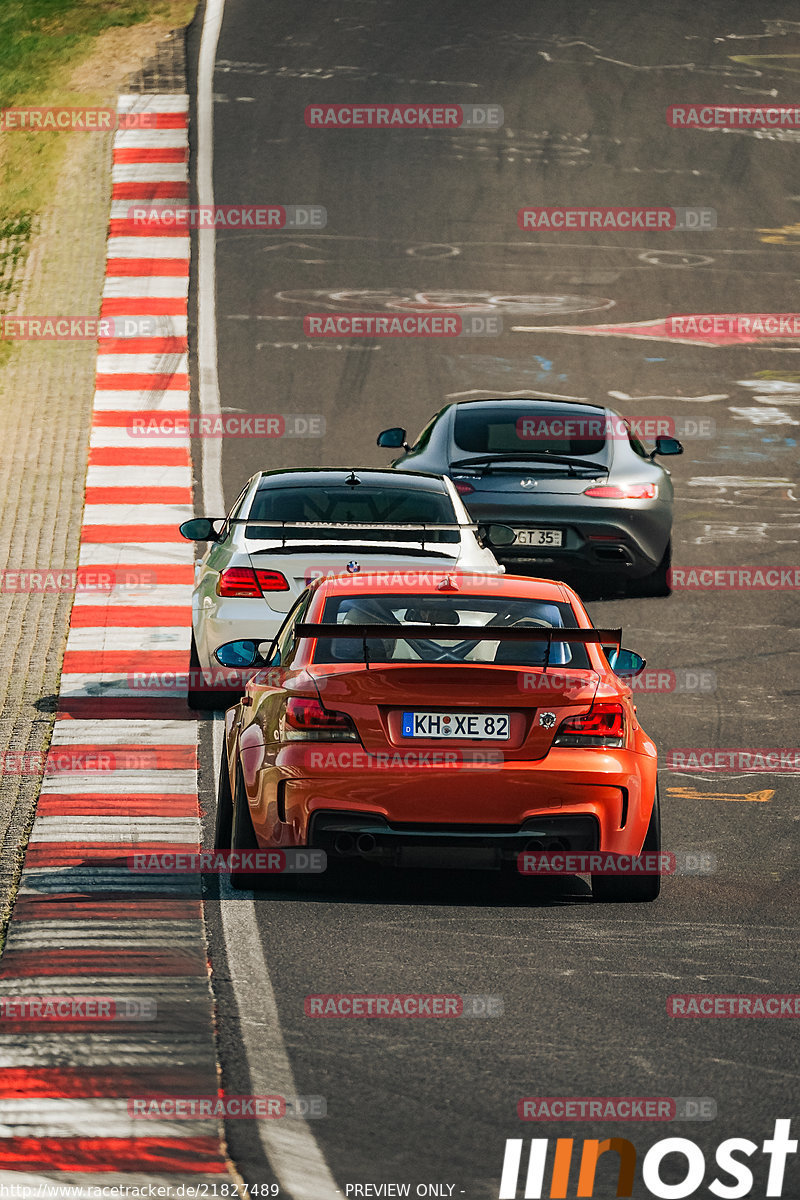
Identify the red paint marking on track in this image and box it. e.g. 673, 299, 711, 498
97, 337, 188, 353
106, 259, 190, 277
84, 487, 192, 505
69, 606, 192, 627
101, 297, 187, 316
0, 1069, 212, 1099
113, 148, 188, 163
112, 182, 190, 200
0, 949, 208, 977
0, 1137, 227, 1171
93, 409, 188, 426
79, 526, 186, 543
11, 897, 202, 920
94, 374, 189, 391
46, 744, 197, 767
127, 113, 187, 129
109, 221, 189, 238
89, 447, 190, 466
22, 841, 202, 863
62, 650, 189, 673
37, 796, 200, 817
72, 564, 193, 586
56, 699, 197, 720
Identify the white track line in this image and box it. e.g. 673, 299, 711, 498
197, 0, 340, 1195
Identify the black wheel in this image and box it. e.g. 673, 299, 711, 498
213, 744, 234, 850
229, 765, 259, 890
638, 539, 672, 598
592, 784, 662, 903
229, 766, 297, 892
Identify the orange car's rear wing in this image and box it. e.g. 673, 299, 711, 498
295, 623, 622, 669
295, 624, 622, 644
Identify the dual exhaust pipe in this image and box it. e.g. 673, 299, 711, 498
333, 833, 572, 858
333, 832, 379, 858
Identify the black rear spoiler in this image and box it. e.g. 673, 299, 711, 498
295, 622, 621, 668
296, 624, 621, 644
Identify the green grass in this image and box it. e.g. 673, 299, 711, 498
0, 0, 195, 309
0, 0, 190, 108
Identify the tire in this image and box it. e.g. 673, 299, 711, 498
229, 765, 259, 890
187, 630, 235, 710
229, 766, 297, 893
213, 743, 234, 851
592, 784, 662, 903
638, 539, 672, 598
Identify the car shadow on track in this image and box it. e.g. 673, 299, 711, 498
209, 866, 595, 908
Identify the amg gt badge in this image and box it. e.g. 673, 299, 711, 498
539, 711, 557, 728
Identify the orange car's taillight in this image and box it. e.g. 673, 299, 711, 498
553, 703, 625, 748
583, 483, 657, 500
216, 567, 289, 597
281, 697, 358, 742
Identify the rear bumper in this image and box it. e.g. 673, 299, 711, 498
464, 499, 671, 578
248, 745, 658, 861
308, 811, 598, 868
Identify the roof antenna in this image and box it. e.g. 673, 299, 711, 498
344, 471, 361, 487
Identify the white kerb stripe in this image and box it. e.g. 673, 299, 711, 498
103, 277, 189, 299
86, 466, 193, 488
77, 543, 195, 567
96, 316, 189, 339
66, 628, 189, 653
115, 128, 189, 149
96, 354, 188, 374
112, 163, 189, 183
82, 503, 193, 524
90, 429, 189, 447
107, 237, 190, 258
72, 586, 191, 607
51, 719, 197, 744
39, 771, 197, 794
118, 94, 189, 112
92, 390, 190, 410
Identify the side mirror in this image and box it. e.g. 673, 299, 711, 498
651, 436, 683, 458
214, 639, 276, 669
179, 517, 221, 541
377, 427, 408, 449
215, 639, 259, 668
607, 647, 646, 678
478, 523, 517, 547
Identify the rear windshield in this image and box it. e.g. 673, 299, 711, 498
453, 404, 607, 457
246, 485, 459, 543
312, 593, 591, 668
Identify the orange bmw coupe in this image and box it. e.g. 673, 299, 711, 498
214, 572, 661, 901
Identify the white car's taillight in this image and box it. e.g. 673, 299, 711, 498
216, 567, 289, 597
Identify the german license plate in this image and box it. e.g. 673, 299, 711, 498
401, 711, 510, 739
514, 529, 563, 546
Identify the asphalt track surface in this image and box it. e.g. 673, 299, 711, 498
189, 2, 799, 1194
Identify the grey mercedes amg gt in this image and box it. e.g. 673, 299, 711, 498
378, 397, 682, 595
